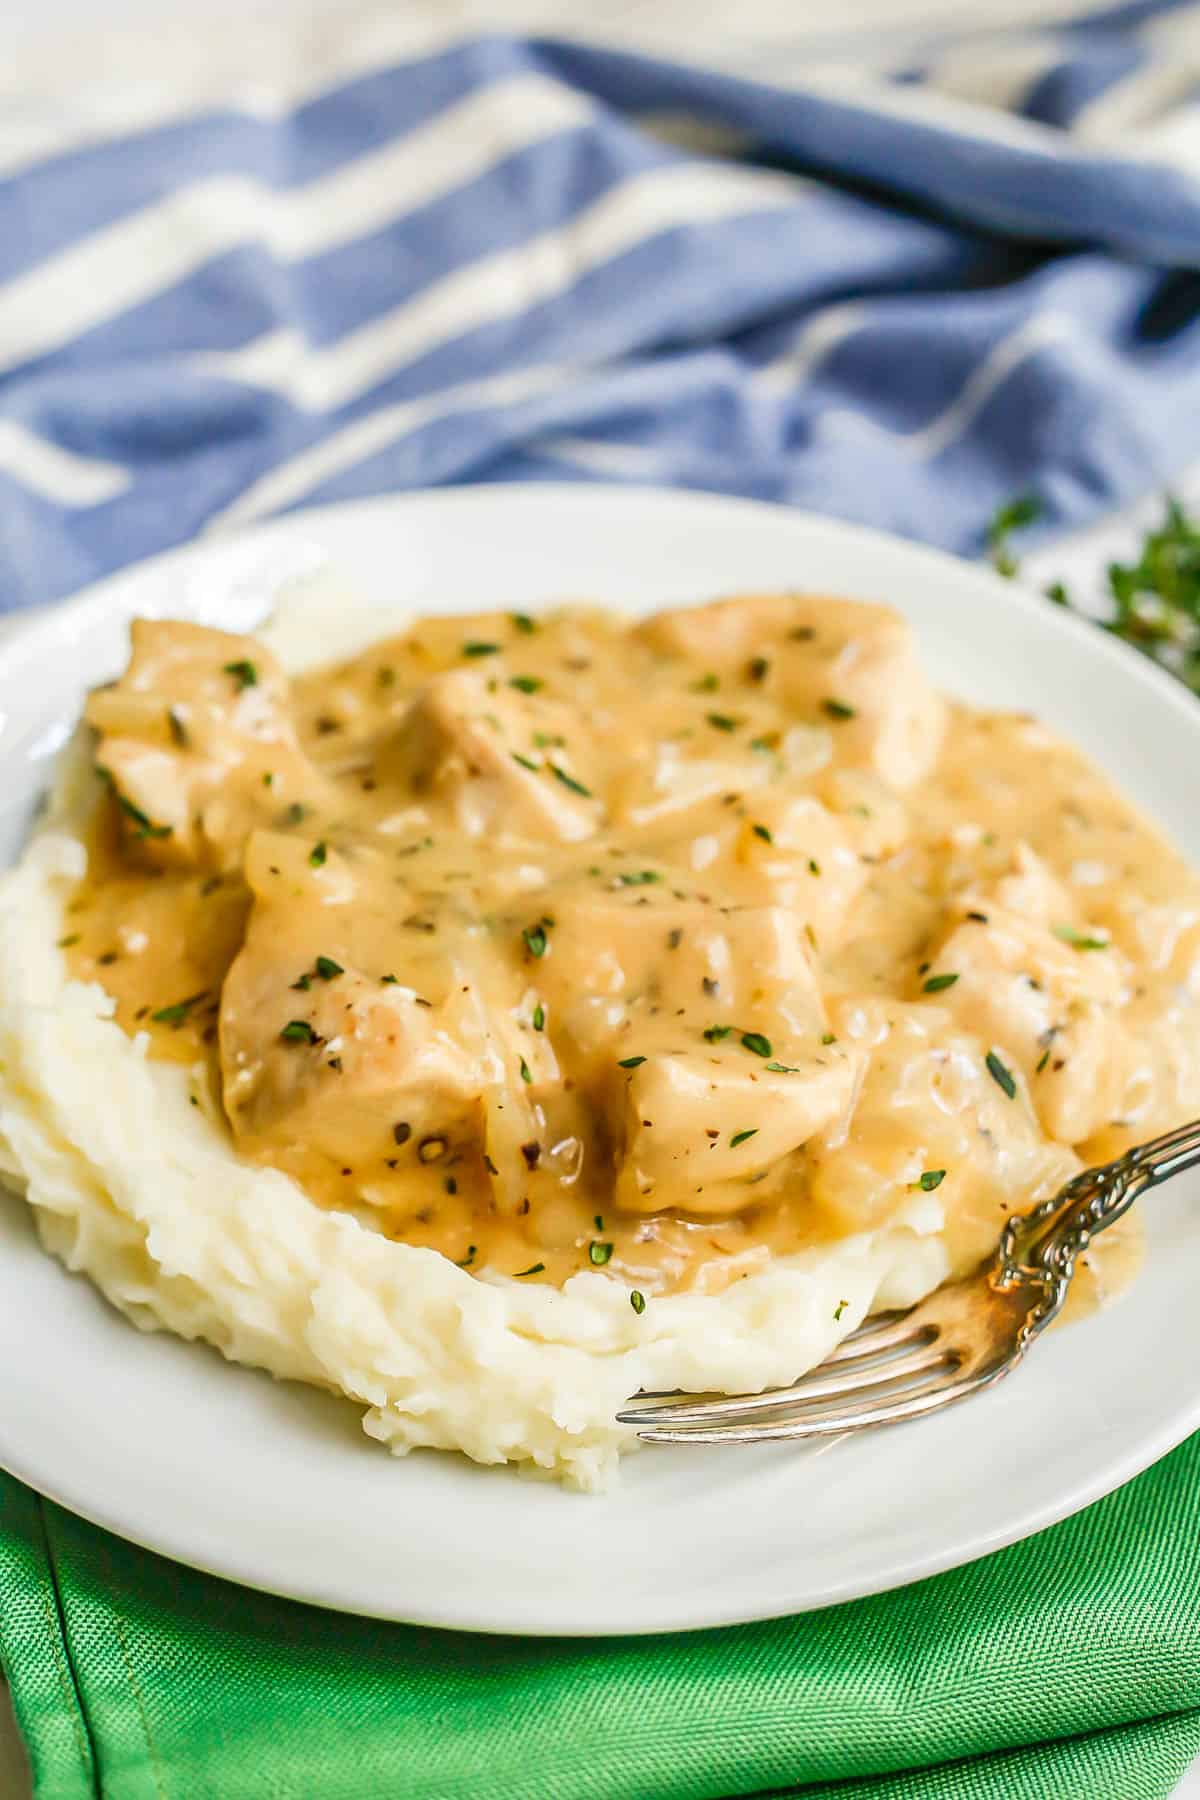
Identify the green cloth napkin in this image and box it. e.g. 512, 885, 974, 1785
2, 1436, 1200, 1800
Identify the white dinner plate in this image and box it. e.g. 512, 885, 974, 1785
0, 484, 1197, 1638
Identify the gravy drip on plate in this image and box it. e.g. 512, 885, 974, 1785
64, 595, 1199, 1296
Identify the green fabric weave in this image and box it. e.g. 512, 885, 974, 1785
1, 1433, 1199, 1799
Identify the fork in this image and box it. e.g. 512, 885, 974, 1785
616, 1119, 1200, 1445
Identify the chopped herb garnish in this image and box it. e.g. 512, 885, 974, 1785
117, 795, 172, 840
381, 974, 399, 985
167, 707, 189, 747
820, 1032, 837, 1046
923, 972, 960, 993
284, 802, 306, 826
280, 1020, 319, 1044
463, 641, 501, 658
223, 659, 258, 690
57, 933, 80, 948
703, 1025, 732, 1043
618, 1054, 647, 1069
549, 763, 592, 798
291, 973, 312, 991
741, 1031, 772, 1058
821, 698, 856, 721
751, 823, 773, 844
151, 991, 207, 1028
617, 870, 660, 886
511, 613, 536, 635
509, 674, 543, 694
511, 752, 541, 772
690, 673, 720, 693
456, 1246, 477, 1268
986, 1049, 1017, 1099
630, 1289, 646, 1315
730, 1128, 758, 1148
917, 1169, 946, 1191
588, 1241, 614, 1266
523, 923, 548, 958
765, 1061, 802, 1073
747, 656, 769, 683
514, 1262, 545, 1278
519, 1057, 532, 1084
834, 1299, 848, 1322
1036, 1048, 1051, 1074
308, 840, 328, 867
315, 956, 343, 980
532, 732, 564, 749
532, 1001, 545, 1032
706, 711, 738, 732
808, 858, 821, 877
262, 771, 274, 787
1052, 923, 1110, 951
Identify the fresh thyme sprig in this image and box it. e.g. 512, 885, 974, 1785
986, 493, 1200, 695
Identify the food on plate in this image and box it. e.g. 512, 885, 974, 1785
0, 587, 1196, 1488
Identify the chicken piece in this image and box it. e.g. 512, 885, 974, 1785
518, 882, 853, 1208
814, 768, 909, 861
86, 620, 318, 871
596, 788, 873, 951
732, 793, 867, 949
811, 998, 1079, 1271
635, 593, 944, 788
384, 668, 601, 842
529, 886, 829, 1064
219, 833, 548, 1205
920, 893, 1133, 1144
608, 738, 776, 830
986, 844, 1074, 922
221, 834, 480, 1163
610, 1043, 860, 1215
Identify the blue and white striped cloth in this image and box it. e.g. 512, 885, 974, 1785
4, 1, 1200, 611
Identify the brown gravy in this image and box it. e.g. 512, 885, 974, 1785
61, 595, 1199, 1301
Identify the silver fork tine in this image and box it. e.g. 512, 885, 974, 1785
618, 1313, 931, 1414
821, 1312, 929, 1363
616, 1337, 950, 1427
635, 1365, 989, 1445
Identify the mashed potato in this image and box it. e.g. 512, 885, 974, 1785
0, 586, 1192, 1489
0, 827, 946, 1488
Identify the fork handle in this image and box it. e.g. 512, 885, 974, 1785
1006, 1116, 1200, 1276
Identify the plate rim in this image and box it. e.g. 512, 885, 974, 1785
1, 481, 1198, 1638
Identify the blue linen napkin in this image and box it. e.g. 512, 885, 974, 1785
1, 2, 1199, 609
